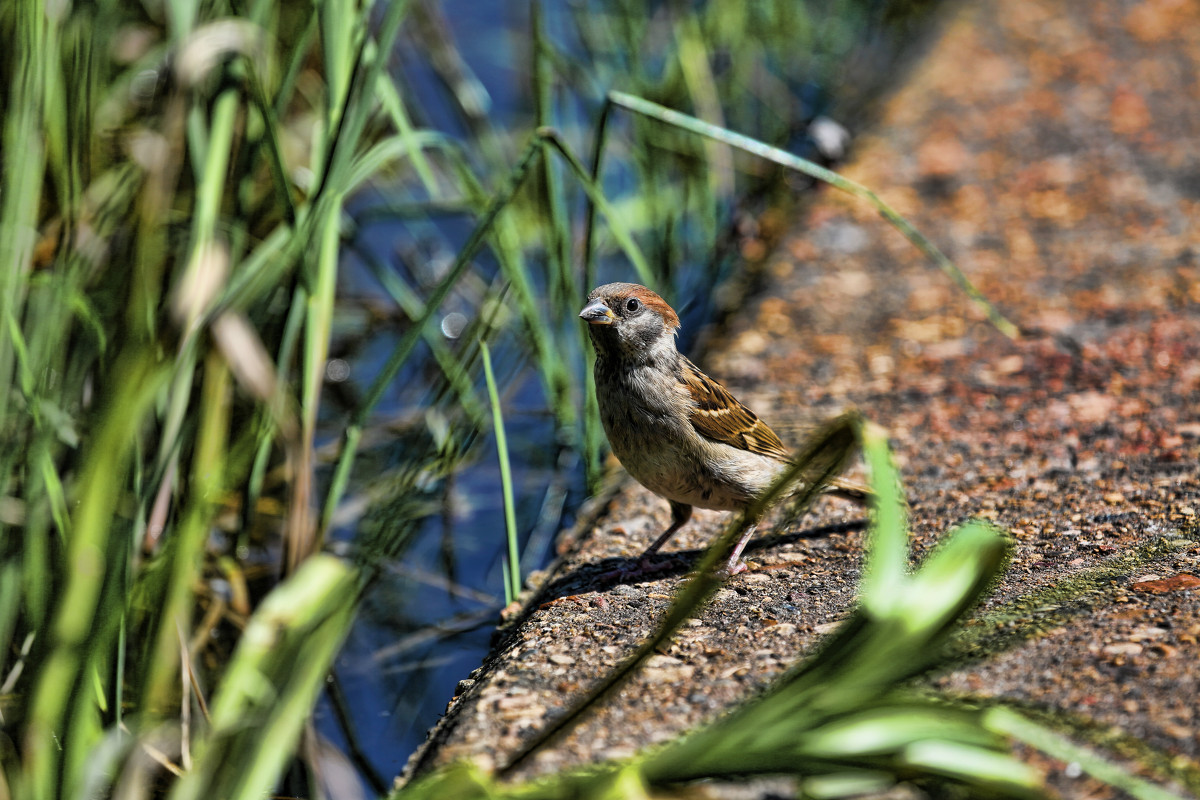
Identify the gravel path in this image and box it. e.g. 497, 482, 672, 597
404, 1, 1200, 796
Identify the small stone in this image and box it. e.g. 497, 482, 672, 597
501, 600, 523, 621
599, 746, 637, 761
646, 654, 684, 667
548, 653, 576, 666
644, 654, 696, 683
1132, 574, 1200, 593
1102, 642, 1143, 656
1162, 723, 1192, 739
495, 695, 546, 721
1128, 626, 1168, 642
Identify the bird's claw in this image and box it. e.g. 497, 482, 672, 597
715, 559, 748, 580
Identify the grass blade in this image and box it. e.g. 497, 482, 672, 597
858, 420, 907, 614
320, 135, 545, 533
607, 90, 1019, 339
168, 555, 359, 800
501, 413, 863, 776
0, 0, 50, 432
22, 350, 168, 799
985, 708, 1189, 800
481, 341, 521, 604
538, 128, 655, 288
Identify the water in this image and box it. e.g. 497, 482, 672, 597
306, 1, 943, 793
314, 252, 587, 790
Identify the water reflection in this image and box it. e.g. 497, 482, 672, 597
307, 0, 941, 790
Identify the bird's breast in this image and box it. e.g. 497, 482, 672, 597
593, 362, 783, 511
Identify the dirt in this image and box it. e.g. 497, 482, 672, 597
403, 0, 1200, 796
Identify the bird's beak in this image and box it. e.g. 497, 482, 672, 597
579, 300, 616, 325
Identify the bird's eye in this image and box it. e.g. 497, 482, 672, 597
625, 297, 641, 313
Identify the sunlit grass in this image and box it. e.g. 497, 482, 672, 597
480, 341, 521, 605
0, 0, 429, 795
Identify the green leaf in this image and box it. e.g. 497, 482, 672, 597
169, 554, 359, 800
900, 739, 1042, 793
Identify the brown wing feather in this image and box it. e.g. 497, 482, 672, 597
681, 357, 792, 461
681, 357, 873, 504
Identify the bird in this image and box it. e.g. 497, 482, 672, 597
580, 281, 866, 578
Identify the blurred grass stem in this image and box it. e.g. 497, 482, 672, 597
481, 341, 522, 604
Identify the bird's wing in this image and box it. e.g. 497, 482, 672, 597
681, 356, 792, 461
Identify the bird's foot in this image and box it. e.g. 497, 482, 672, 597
715, 559, 749, 580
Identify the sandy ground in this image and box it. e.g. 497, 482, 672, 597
404, 1, 1200, 796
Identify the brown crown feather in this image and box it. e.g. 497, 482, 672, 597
590, 283, 681, 331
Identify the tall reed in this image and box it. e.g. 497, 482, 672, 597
0, 0, 432, 795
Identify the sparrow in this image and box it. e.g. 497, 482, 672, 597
580, 282, 865, 577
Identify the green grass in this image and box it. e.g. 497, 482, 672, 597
0, 0, 430, 795
480, 340, 521, 605
0, 2, 867, 794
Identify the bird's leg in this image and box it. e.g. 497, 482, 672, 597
638, 500, 693, 562
600, 501, 693, 581
717, 521, 759, 578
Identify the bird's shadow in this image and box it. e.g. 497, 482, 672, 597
517, 516, 868, 619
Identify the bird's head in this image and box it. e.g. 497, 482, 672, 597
579, 283, 680, 363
